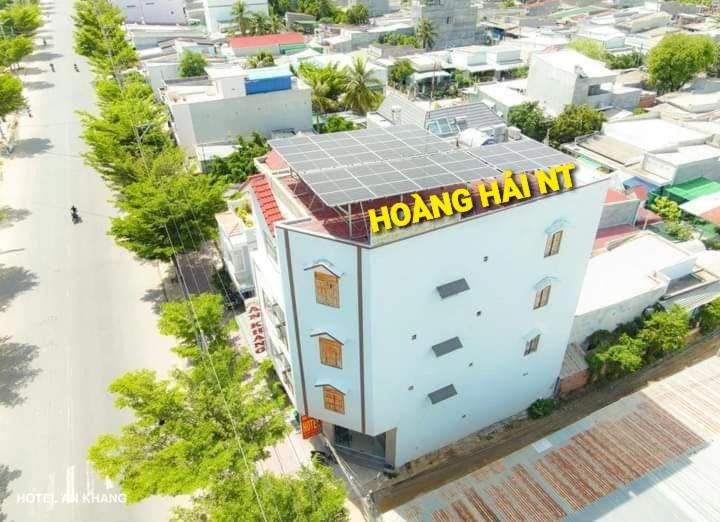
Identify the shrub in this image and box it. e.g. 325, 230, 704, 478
698, 298, 720, 334
528, 398, 556, 419
665, 220, 693, 240
587, 334, 645, 380
586, 329, 613, 350
637, 305, 690, 362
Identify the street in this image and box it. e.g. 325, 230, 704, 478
0, 0, 178, 520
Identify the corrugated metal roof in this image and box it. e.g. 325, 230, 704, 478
436, 278, 470, 299
428, 384, 457, 404
665, 177, 720, 203
660, 280, 720, 311
431, 337, 463, 357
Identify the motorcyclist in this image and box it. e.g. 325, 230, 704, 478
70, 206, 79, 221
49, 63, 54, 72
42, 38, 47, 46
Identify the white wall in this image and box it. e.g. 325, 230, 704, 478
113, 0, 186, 24
527, 57, 576, 115
278, 177, 608, 466
146, 61, 181, 97
204, 0, 267, 32
172, 87, 313, 151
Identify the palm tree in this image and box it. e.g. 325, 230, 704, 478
247, 50, 275, 68
269, 14, 285, 33
298, 62, 347, 126
248, 12, 270, 35
416, 18, 437, 50
342, 56, 382, 115
231, 0, 249, 35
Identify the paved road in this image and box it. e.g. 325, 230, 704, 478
0, 1, 178, 520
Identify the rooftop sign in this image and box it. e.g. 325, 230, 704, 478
368, 163, 576, 234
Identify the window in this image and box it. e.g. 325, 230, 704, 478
544, 230, 563, 257
446, 16, 452, 24
319, 337, 342, 368
524, 334, 540, 356
428, 384, 457, 404
323, 386, 344, 414
534, 285, 551, 309
315, 271, 339, 308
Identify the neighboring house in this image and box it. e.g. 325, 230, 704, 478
111, 0, 186, 24
410, 0, 479, 50
370, 89, 506, 140
163, 64, 313, 153
317, 23, 414, 54
576, 25, 627, 50
448, 44, 525, 79
570, 232, 720, 345
142, 38, 224, 96
526, 49, 641, 116
245, 124, 608, 468
228, 32, 305, 57
204, 0, 268, 33
125, 23, 207, 50
615, 11, 672, 34
292, 52, 388, 87
216, 198, 257, 298
474, 83, 532, 120
348, 0, 390, 17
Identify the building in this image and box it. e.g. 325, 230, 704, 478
203, 0, 268, 33
448, 44, 525, 79
410, 0, 479, 50
216, 197, 258, 299
111, 0, 186, 24
246, 124, 608, 468
370, 89, 506, 140
526, 49, 641, 116
228, 32, 306, 57
348, 0, 390, 17
474, 83, 532, 120
163, 64, 313, 153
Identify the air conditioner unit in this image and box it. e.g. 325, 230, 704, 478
508, 126, 522, 140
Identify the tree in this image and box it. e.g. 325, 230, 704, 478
508, 102, 553, 142
297, 0, 337, 20
88, 294, 288, 503
345, 4, 369, 24
73, 0, 138, 73
171, 465, 349, 521
389, 58, 413, 90
0, 72, 25, 122
567, 38, 606, 61
698, 298, 720, 334
453, 70, 473, 88
0, 3, 42, 36
415, 18, 436, 50
605, 51, 643, 70
0, 35, 33, 70
178, 50, 208, 77
246, 49, 275, 68
230, 0, 249, 35
548, 104, 604, 148
158, 293, 230, 357
109, 172, 227, 262
637, 305, 690, 362
501, 0, 516, 7
342, 56, 382, 114
647, 34, 716, 94
206, 132, 270, 183
316, 114, 356, 133
297, 62, 347, 124
651, 196, 682, 222
248, 11, 270, 35
269, 13, 285, 33
587, 334, 645, 380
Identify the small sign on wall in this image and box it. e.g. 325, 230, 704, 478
301, 415, 322, 439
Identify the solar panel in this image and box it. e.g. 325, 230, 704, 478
469, 140, 574, 173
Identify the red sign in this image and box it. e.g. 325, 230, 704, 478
301, 415, 321, 439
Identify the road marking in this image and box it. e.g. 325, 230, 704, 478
105, 477, 113, 490
85, 461, 94, 496
65, 465, 75, 503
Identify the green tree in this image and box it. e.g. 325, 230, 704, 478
73, 0, 138, 73
647, 34, 716, 93
158, 293, 229, 357
345, 4, 368, 24
178, 50, 208, 77
651, 196, 682, 222
342, 56, 382, 114
230, 0, 249, 34
88, 295, 288, 503
453, 69, 473, 88
246, 49, 275, 68
0, 35, 33, 69
567, 38, 607, 61
548, 104, 604, 148
415, 18, 436, 50
297, 62, 347, 124
389, 58, 413, 90
698, 298, 720, 334
316, 114, 355, 133
171, 465, 349, 521
269, 13, 285, 32
0, 3, 42, 35
206, 132, 270, 184
248, 11, 270, 35
638, 305, 690, 362
605, 51, 644, 70
109, 172, 227, 262
587, 334, 645, 380
0, 71, 25, 119
500, 0, 516, 7
507, 101, 553, 142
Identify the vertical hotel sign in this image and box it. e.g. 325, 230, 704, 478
301, 415, 322, 439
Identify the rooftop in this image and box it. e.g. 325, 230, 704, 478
229, 32, 305, 49
534, 49, 615, 79
602, 118, 711, 152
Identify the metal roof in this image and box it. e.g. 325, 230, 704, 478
436, 278, 470, 298
431, 337, 463, 357
270, 127, 574, 207
428, 384, 458, 404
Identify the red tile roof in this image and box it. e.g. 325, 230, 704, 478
593, 224, 639, 250
264, 150, 288, 171
631, 185, 648, 201
605, 188, 628, 204
248, 175, 284, 234
229, 32, 305, 49
701, 207, 720, 226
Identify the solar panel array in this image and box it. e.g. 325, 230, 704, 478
270, 126, 576, 208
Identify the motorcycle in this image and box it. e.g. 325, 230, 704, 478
71, 210, 81, 224
49, 63, 55, 72
73, 63, 79, 72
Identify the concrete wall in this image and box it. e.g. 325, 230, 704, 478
204, 0, 268, 33
527, 57, 575, 115
599, 199, 641, 229
349, 0, 390, 17
612, 88, 642, 111
112, 0, 186, 24
569, 283, 666, 345
173, 87, 313, 151
278, 177, 608, 467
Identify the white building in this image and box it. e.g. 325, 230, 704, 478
216, 199, 257, 298
526, 49, 641, 116
203, 0, 267, 33
163, 64, 312, 153
246, 125, 608, 468
112, 0, 186, 24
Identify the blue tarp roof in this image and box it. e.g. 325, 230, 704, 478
245, 66, 292, 81
623, 176, 658, 193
